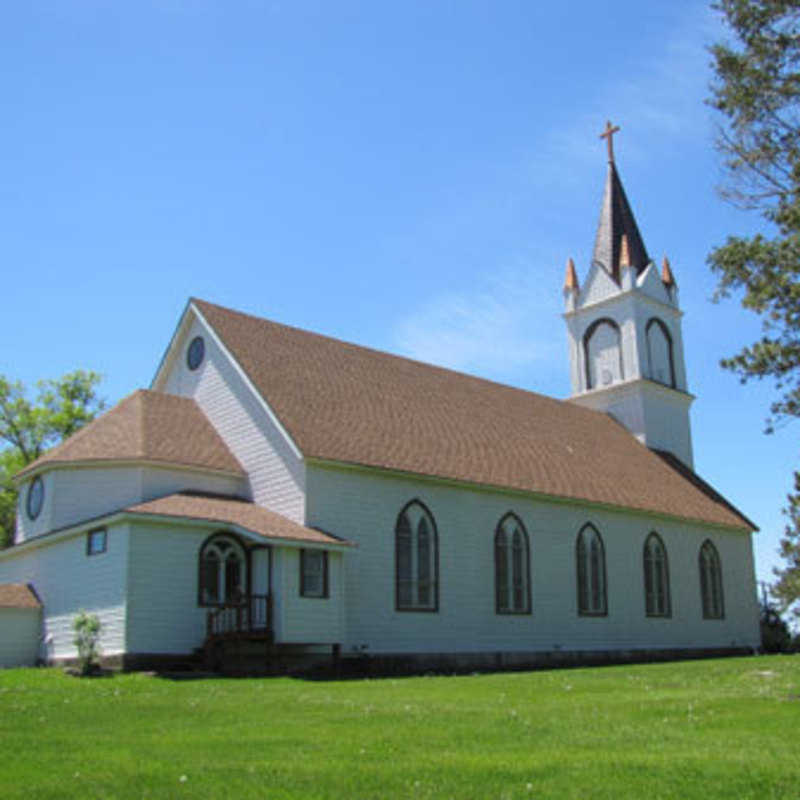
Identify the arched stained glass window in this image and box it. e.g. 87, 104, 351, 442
699, 540, 724, 619
395, 501, 438, 611
643, 532, 671, 617
198, 533, 246, 606
494, 513, 531, 614
576, 524, 607, 615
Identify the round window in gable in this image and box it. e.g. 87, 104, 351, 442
27, 477, 44, 521
187, 336, 205, 371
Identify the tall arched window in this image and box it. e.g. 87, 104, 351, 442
643, 532, 671, 617
395, 500, 438, 611
583, 318, 624, 390
198, 533, 247, 606
645, 318, 675, 387
699, 540, 724, 619
576, 524, 607, 615
494, 513, 531, 614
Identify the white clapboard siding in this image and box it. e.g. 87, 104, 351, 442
0, 524, 129, 659
139, 466, 245, 503
16, 466, 245, 544
306, 463, 760, 656
274, 547, 344, 645
161, 314, 306, 522
125, 522, 212, 655
0, 608, 42, 667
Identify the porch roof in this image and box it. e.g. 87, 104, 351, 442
125, 491, 352, 548
0, 583, 41, 609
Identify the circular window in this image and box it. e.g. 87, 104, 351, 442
27, 477, 44, 521
187, 336, 205, 371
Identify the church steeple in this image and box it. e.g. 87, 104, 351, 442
592, 161, 650, 283
563, 122, 694, 468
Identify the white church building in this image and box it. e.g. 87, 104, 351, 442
0, 142, 760, 671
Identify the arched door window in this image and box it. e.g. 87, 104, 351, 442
576, 524, 607, 615
643, 532, 671, 617
395, 500, 438, 611
699, 540, 724, 619
495, 513, 531, 614
584, 319, 624, 390
198, 533, 247, 606
645, 318, 675, 387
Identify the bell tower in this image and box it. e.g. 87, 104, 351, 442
563, 122, 694, 467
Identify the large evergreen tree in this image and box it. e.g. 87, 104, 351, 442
0, 371, 105, 548
708, 0, 800, 621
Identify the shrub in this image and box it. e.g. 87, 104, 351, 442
760, 605, 792, 653
72, 611, 102, 675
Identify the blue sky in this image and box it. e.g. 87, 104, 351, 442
1, 1, 792, 594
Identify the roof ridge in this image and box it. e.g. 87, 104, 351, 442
134, 389, 147, 459
136, 388, 171, 459
191, 297, 591, 416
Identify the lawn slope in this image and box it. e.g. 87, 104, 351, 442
1, 655, 798, 799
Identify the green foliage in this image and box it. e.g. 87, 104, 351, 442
0, 450, 24, 551
760, 602, 793, 651
71, 611, 102, 676
0, 657, 799, 798
773, 471, 800, 620
708, 0, 800, 621
0, 371, 104, 548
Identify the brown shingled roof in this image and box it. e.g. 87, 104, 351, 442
126, 492, 350, 547
0, 583, 41, 608
19, 390, 245, 479
191, 299, 754, 531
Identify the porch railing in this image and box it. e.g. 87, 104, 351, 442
206, 593, 273, 639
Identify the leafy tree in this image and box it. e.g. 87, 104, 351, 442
707, 0, 800, 622
0, 371, 105, 548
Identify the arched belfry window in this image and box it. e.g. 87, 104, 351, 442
494, 513, 531, 614
643, 532, 671, 617
198, 533, 247, 606
645, 318, 676, 387
395, 500, 438, 611
576, 523, 607, 616
583, 318, 624, 390
699, 540, 724, 619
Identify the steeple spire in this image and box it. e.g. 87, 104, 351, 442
592, 123, 650, 284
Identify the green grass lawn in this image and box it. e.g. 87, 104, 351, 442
1, 655, 798, 799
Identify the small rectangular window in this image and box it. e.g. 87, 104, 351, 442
300, 550, 328, 598
87, 528, 107, 556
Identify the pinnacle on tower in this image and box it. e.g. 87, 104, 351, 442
661, 255, 676, 287
563, 257, 579, 291
619, 234, 631, 268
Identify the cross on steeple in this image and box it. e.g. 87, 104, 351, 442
599, 120, 620, 163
